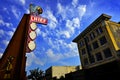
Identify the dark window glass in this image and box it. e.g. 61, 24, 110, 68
95, 52, 103, 61
81, 48, 86, 55
79, 41, 84, 47
83, 58, 89, 65
85, 36, 89, 42
92, 41, 99, 49
103, 48, 112, 58
88, 45, 92, 51
99, 36, 107, 45
96, 27, 103, 35
90, 32, 95, 40
89, 55, 95, 63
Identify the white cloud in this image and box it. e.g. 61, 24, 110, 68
36, 28, 41, 36
39, 1, 85, 62
57, 3, 64, 15
11, 6, 21, 19
60, 31, 71, 38
77, 5, 86, 19
46, 38, 78, 56
0, 29, 5, 37
47, 37, 55, 48
26, 52, 45, 67
25, 0, 85, 67
57, 17, 80, 39
36, 28, 48, 38
61, 41, 79, 57
2, 40, 9, 46
44, 42, 79, 63
63, 42, 79, 58
57, 3, 67, 20
46, 49, 55, 58
72, 0, 78, 7
89, 0, 96, 8
66, 18, 79, 32
0, 19, 13, 28
43, 33, 79, 58
41, 31, 47, 38
46, 38, 64, 50
45, 9, 58, 29
11, 27, 16, 32
6, 31, 14, 38
26, 9, 29, 14
3, 7, 9, 14
57, 2, 86, 20
19, 0, 25, 5
3, 7, 7, 11
55, 2, 86, 39
40, 1, 86, 40
72, 17, 80, 28
0, 53, 3, 58
46, 49, 63, 62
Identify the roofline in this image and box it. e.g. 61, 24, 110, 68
72, 13, 111, 43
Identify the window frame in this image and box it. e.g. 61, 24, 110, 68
99, 36, 107, 45
103, 48, 112, 58
95, 52, 103, 61
92, 41, 99, 49
96, 26, 103, 35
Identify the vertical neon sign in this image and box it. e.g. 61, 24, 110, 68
26, 4, 48, 53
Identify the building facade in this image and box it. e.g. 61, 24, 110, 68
73, 14, 120, 69
45, 66, 82, 80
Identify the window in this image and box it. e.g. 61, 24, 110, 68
88, 45, 92, 51
99, 36, 107, 45
90, 32, 95, 40
95, 52, 103, 61
83, 58, 89, 65
96, 27, 103, 35
85, 36, 89, 42
92, 41, 99, 49
103, 48, 112, 58
89, 55, 95, 63
79, 40, 84, 47
81, 48, 86, 55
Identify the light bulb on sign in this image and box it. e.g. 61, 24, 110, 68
29, 31, 37, 40
28, 41, 36, 51
30, 22, 37, 30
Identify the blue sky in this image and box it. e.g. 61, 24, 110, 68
0, 0, 120, 75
